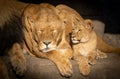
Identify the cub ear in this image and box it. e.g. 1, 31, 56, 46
84, 19, 93, 31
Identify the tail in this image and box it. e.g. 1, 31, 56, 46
97, 35, 120, 53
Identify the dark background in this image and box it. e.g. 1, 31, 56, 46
19, 0, 120, 34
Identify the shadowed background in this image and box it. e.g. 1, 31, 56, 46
19, 0, 120, 34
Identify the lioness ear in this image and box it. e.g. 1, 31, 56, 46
26, 16, 34, 27
24, 15, 34, 32
22, 4, 36, 31
84, 19, 93, 31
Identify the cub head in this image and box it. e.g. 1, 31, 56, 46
56, 4, 94, 44
22, 3, 65, 53
71, 19, 94, 44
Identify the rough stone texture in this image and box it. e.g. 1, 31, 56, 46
103, 34, 120, 47
22, 54, 120, 79
93, 20, 105, 37
6, 52, 120, 79
4, 21, 120, 79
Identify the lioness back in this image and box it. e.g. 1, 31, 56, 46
0, 0, 28, 78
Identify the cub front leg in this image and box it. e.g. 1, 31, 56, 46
46, 49, 73, 78
74, 55, 90, 76
87, 51, 97, 65
8, 43, 26, 75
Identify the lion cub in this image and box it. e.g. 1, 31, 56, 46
56, 4, 120, 76
70, 19, 107, 75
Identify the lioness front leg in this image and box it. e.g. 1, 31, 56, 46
46, 49, 73, 77
8, 43, 26, 75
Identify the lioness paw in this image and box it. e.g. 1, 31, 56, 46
9, 43, 27, 76
56, 59, 73, 77
11, 54, 26, 75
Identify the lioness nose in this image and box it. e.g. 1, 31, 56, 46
43, 41, 51, 46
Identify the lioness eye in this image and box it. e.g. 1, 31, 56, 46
52, 30, 57, 37
38, 30, 42, 34
53, 30, 57, 33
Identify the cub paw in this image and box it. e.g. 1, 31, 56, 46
9, 43, 27, 76
77, 57, 90, 76
79, 63, 90, 76
56, 58, 73, 78
88, 57, 96, 65
96, 50, 107, 59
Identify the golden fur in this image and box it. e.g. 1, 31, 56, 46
22, 3, 73, 77
0, 0, 27, 78
56, 4, 120, 76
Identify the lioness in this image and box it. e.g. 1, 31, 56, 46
22, 3, 73, 77
0, 0, 28, 78
56, 4, 120, 76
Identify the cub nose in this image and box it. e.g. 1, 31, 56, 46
43, 41, 51, 46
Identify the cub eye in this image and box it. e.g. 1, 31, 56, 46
78, 29, 81, 31
72, 28, 75, 30
63, 21, 66, 24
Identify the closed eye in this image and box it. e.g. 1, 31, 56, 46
52, 30, 58, 37
38, 30, 42, 33
53, 30, 57, 33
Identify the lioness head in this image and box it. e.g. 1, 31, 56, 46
22, 3, 65, 53
71, 19, 93, 43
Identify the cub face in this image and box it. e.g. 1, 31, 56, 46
71, 19, 93, 43
22, 4, 64, 53
56, 4, 94, 44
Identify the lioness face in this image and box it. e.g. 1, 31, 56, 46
71, 19, 93, 43
35, 20, 63, 53
23, 4, 64, 53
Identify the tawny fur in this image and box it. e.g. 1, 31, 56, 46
56, 4, 120, 76
22, 3, 73, 77
0, 0, 28, 78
